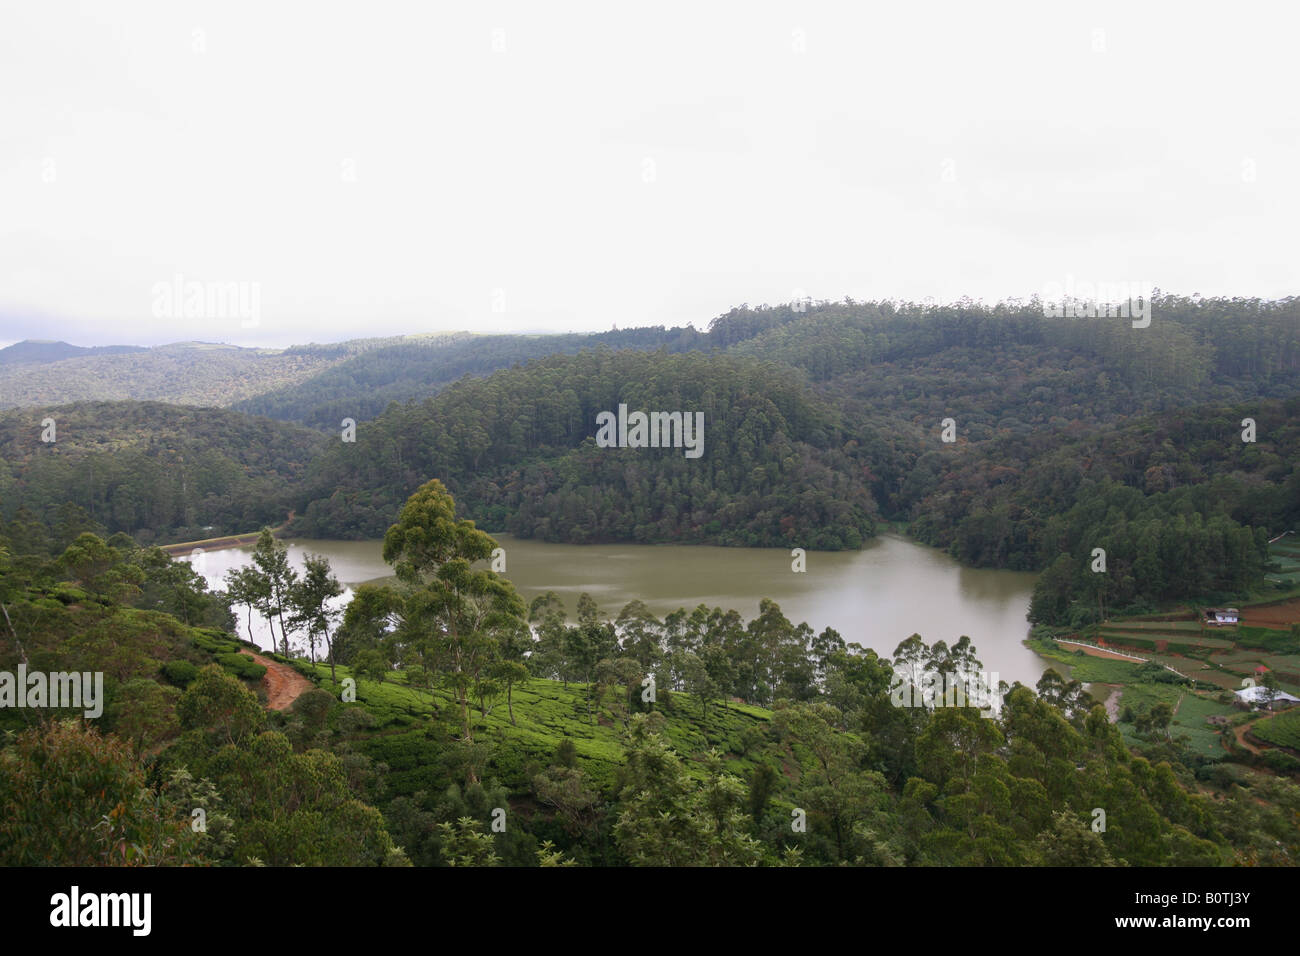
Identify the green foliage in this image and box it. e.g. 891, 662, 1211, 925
0, 402, 324, 546
215, 652, 267, 681
292, 349, 878, 549
612, 714, 764, 866
0, 720, 200, 865
1251, 709, 1300, 750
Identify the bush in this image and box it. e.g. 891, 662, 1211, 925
191, 629, 240, 654
1205, 762, 1252, 788
215, 652, 267, 681
1261, 750, 1300, 774
161, 660, 200, 687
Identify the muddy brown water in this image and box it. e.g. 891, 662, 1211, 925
186, 532, 1051, 687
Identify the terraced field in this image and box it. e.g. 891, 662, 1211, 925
1250, 709, 1300, 751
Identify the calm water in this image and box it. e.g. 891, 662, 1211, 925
186, 532, 1048, 686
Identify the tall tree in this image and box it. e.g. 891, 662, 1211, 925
250, 529, 297, 656
382, 480, 527, 774
290, 552, 344, 680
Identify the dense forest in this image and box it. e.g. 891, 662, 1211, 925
289, 349, 880, 548
4, 296, 1296, 611
230, 326, 709, 428
4, 479, 1295, 867
0, 402, 325, 546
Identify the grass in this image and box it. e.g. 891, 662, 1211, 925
1113, 686, 1236, 759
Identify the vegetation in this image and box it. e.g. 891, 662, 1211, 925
6, 294, 1300, 866
4, 477, 1298, 868
290, 349, 879, 548
0, 401, 324, 546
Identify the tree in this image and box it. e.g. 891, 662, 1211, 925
492, 658, 530, 726
533, 765, 602, 839
57, 533, 141, 602
1034, 810, 1115, 866
224, 565, 270, 645
334, 583, 402, 665
772, 700, 895, 862
290, 552, 344, 680
0, 720, 200, 866
250, 529, 297, 656
177, 664, 266, 745
437, 816, 500, 866
382, 480, 527, 770
613, 714, 763, 866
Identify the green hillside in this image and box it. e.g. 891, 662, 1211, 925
0, 401, 326, 546
289, 349, 878, 548
5, 480, 1298, 867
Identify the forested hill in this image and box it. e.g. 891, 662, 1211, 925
229, 325, 708, 429
904, 395, 1300, 627
0, 338, 390, 410
0, 340, 147, 367
0, 401, 325, 548
289, 349, 879, 548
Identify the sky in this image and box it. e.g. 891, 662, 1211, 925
1, 0, 1296, 348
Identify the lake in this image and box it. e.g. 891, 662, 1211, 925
185, 532, 1049, 687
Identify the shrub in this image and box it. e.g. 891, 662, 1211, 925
161, 660, 200, 687
1261, 750, 1300, 774
215, 652, 267, 681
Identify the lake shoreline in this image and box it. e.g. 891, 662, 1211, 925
184, 530, 1053, 688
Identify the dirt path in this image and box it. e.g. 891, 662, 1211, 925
1056, 639, 1145, 663
241, 651, 314, 711
1233, 721, 1264, 756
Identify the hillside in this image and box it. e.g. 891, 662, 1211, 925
4, 501, 1295, 868
0, 339, 384, 410
0, 340, 147, 367
289, 348, 879, 548
230, 326, 708, 429
0, 401, 326, 547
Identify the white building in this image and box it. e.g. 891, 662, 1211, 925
1204, 607, 1239, 625
1234, 685, 1300, 710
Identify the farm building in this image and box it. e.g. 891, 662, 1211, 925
1233, 685, 1300, 710
1203, 607, 1239, 625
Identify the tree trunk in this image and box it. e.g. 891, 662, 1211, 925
507, 682, 516, 726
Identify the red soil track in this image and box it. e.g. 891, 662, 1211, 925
240, 651, 313, 711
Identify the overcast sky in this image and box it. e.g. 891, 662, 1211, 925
1, 0, 1296, 348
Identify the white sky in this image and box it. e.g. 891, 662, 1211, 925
1, 0, 1296, 347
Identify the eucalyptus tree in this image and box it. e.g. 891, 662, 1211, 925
382, 479, 527, 773
250, 529, 296, 656
289, 552, 344, 680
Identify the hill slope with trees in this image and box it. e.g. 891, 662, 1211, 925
0, 401, 326, 547
4, 480, 1294, 867
289, 349, 879, 548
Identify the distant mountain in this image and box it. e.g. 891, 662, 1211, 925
0, 340, 147, 367
230, 326, 708, 428
0, 338, 391, 410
